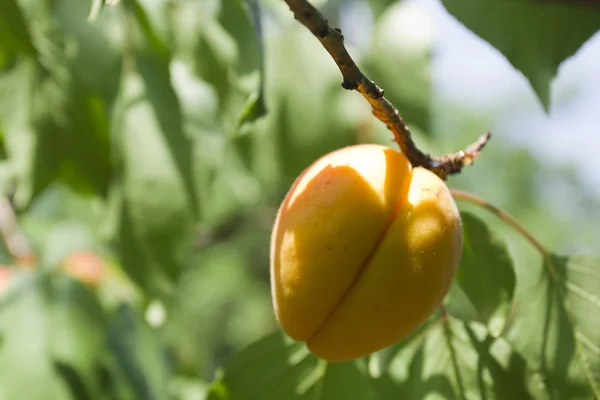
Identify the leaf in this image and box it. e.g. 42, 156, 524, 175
107, 304, 172, 400
506, 254, 600, 398
113, 53, 196, 296
219, 0, 262, 76
440, 0, 600, 111
234, 0, 267, 132
56, 87, 114, 196
108, 1, 198, 294
207, 330, 380, 400
53, 0, 122, 103
381, 317, 546, 400
0, 0, 36, 57
49, 276, 107, 399
195, 0, 266, 135
129, 0, 170, 59
0, 59, 62, 209
0, 0, 117, 202
0, 270, 107, 400
451, 212, 516, 336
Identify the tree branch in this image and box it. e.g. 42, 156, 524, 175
283, 0, 491, 179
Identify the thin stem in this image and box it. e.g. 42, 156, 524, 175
450, 189, 548, 256
283, 0, 491, 179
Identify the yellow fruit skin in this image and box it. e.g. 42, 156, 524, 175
270, 144, 462, 362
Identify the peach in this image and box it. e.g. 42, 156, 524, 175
270, 144, 462, 362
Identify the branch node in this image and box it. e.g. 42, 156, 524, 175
341, 80, 358, 90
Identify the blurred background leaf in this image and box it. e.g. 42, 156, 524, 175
106, 303, 173, 400
0, 270, 106, 400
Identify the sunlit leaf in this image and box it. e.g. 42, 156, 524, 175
506, 254, 600, 398
440, 0, 600, 111
382, 317, 546, 399
207, 331, 380, 400
451, 212, 516, 336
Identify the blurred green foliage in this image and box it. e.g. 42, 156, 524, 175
0, 0, 599, 399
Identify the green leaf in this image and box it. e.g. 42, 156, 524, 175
57, 87, 114, 196
49, 276, 107, 399
234, 0, 267, 132
0, 0, 117, 201
381, 317, 546, 399
219, 0, 261, 76
0, 59, 62, 209
440, 0, 600, 112
107, 304, 172, 400
53, 0, 122, 103
114, 53, 197, 296
207, 330, 380, 400
451, 212, 516, 336
195, 0, 266, 135
0, 0, 36, 57
506, 254, 600, 398
0, 270, 107, 400
129, 0, 170, 59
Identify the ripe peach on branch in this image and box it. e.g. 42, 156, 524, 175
270, 144, 463, 362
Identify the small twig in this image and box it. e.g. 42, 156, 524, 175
450, 189, 548, 257
283, 0, 491, 179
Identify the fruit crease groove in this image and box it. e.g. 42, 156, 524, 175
306, 172, 413, 343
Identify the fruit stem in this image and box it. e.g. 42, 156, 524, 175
450, 189, 548, 257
